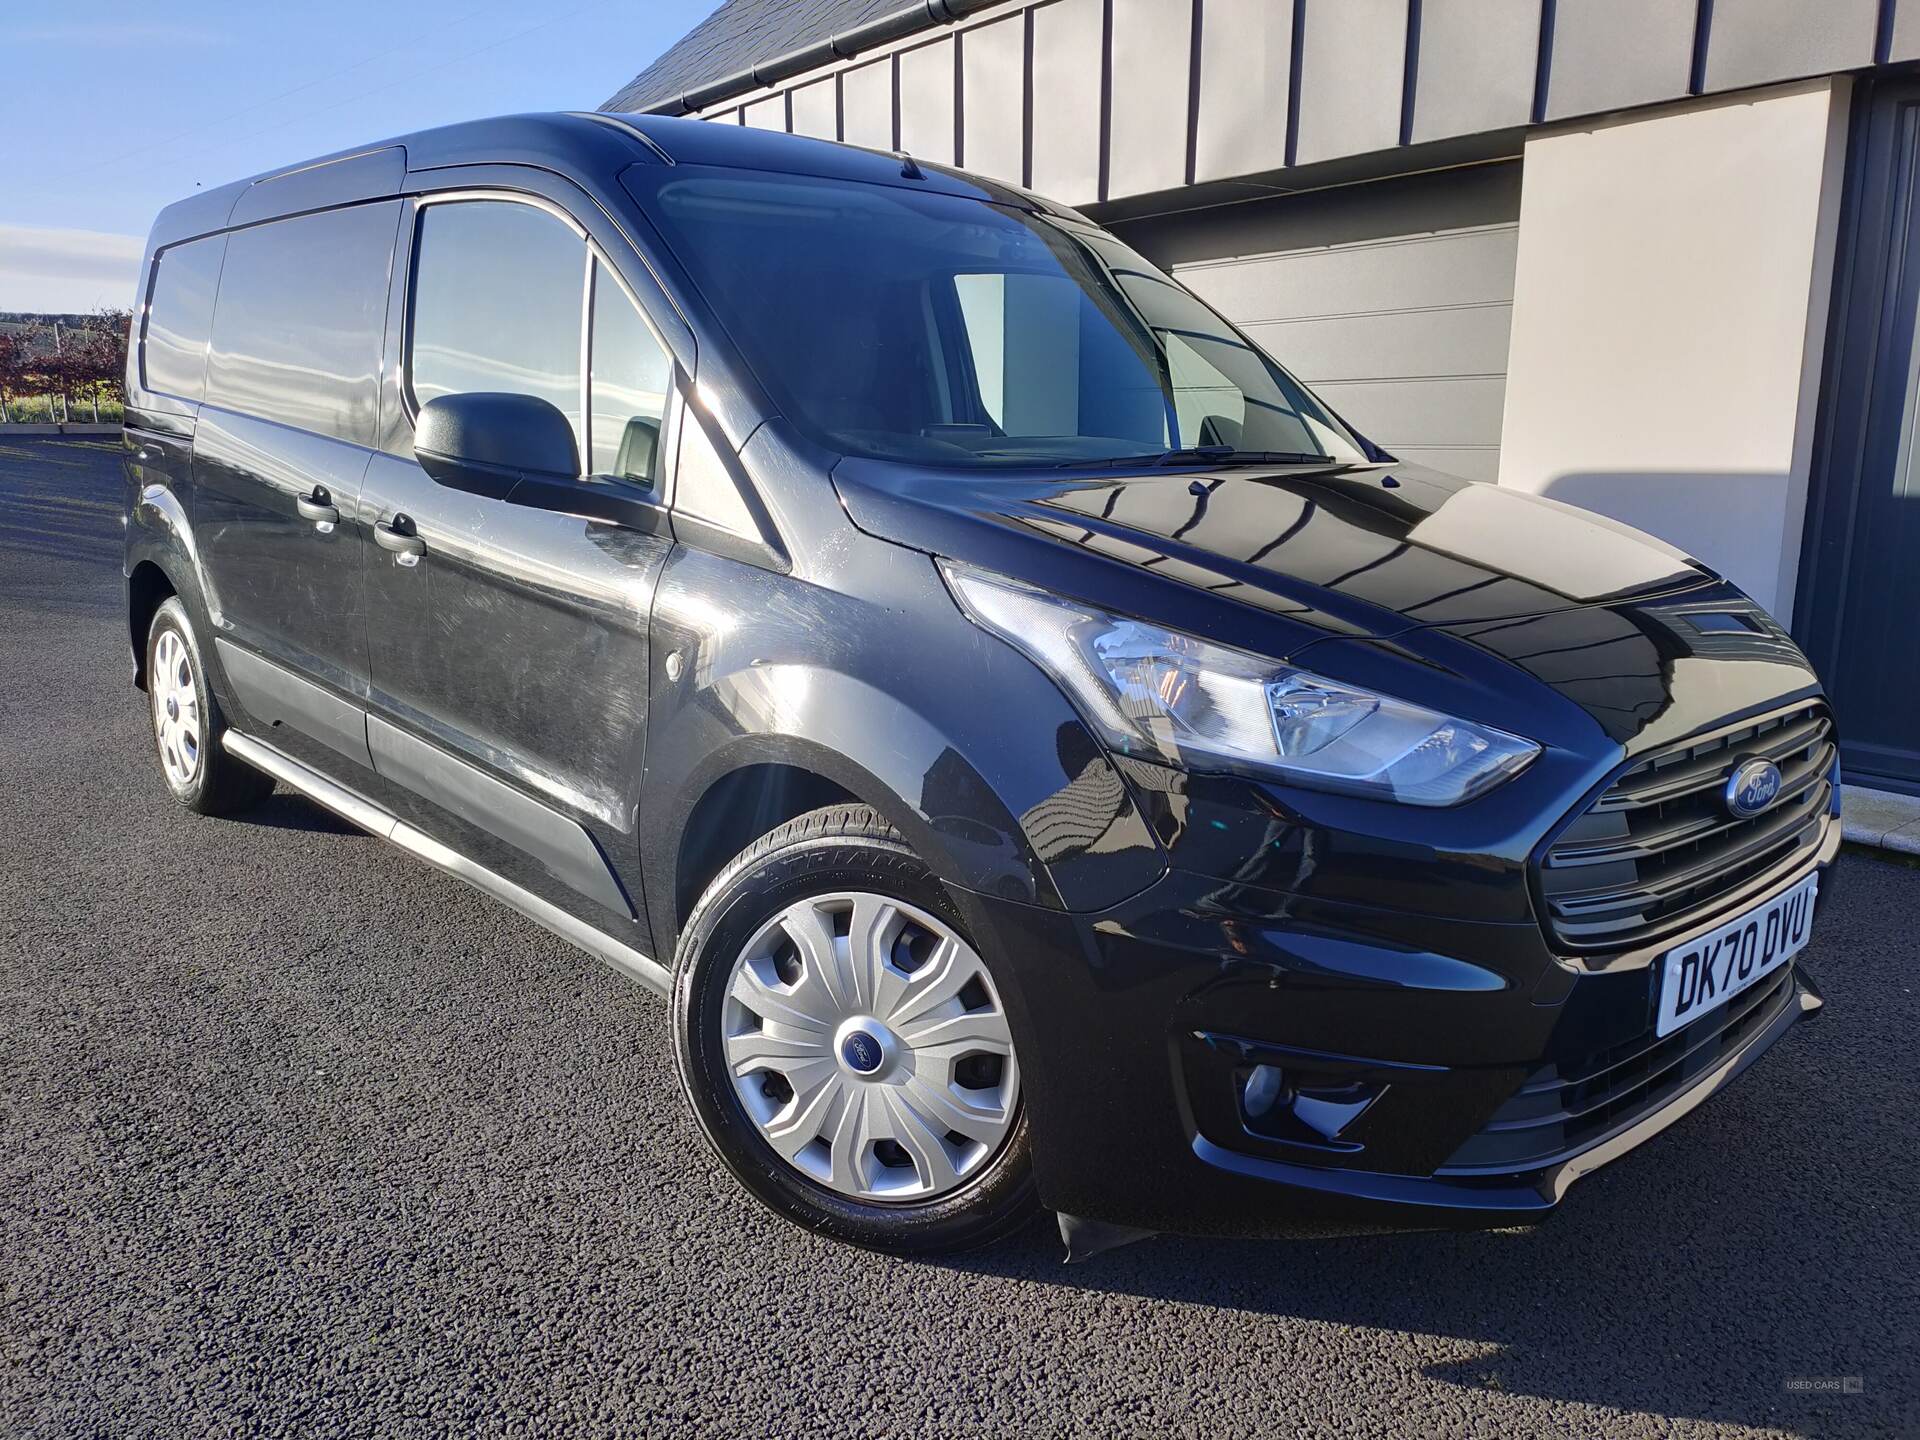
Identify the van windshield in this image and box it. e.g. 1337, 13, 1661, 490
646, 171, 1366, 469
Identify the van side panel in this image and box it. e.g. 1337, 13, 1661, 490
125, 233, 224, 686
187, 200, 401, 778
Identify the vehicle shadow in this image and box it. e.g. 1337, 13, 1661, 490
937, 1029, 1904, 1434
236, 790, 363, 837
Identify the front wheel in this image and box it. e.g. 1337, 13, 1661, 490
671, 804, 1037, 1254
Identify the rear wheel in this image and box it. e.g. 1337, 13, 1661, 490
671, 804, 1036, 1253
145, 597, 272, 816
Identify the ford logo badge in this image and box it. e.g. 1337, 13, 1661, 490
1725, 757, 1784, 819
841, 1031, 884, 1074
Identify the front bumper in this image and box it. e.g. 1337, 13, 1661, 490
958, 849, 1833, 1239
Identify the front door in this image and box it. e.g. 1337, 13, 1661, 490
1801, 77, 1920, 790
360, 190, 678, 939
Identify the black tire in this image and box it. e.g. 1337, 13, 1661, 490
144, 597, 273, 816
671, 803, 1039, 1254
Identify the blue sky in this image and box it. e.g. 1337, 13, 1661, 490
0, 0, 714, 312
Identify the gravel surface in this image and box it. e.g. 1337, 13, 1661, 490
2, 436, 1915, 1438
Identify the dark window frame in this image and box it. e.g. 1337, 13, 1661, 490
400, 190, 682, 496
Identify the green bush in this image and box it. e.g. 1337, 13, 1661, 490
0, 394, 122, 424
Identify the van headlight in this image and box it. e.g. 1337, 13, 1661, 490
943, 564, 1539, 807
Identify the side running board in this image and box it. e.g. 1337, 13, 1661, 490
223, 730, 670, 997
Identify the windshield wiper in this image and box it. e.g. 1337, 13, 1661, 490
1150, 446, 1330, 467
1036, 448, 1332, 470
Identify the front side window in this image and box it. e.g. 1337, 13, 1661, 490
409, 199, 585, 460
642, 171, 1365, 469
588, 258, 671, 484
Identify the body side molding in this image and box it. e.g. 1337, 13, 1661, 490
215, 638, 375, 770
365, 714, 636, 921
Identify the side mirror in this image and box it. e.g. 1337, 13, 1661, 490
414, 392, 579, 500
415, 392, 663, 532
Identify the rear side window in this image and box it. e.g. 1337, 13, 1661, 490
409, 200, 586, 459
205, 201, 399, 447
143, 235, 226, 402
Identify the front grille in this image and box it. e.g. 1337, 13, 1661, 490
1441, 965, 1797, 1173
1537, 701, 1835, 954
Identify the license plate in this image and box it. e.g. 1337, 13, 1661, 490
1654, 872, 1817, 1037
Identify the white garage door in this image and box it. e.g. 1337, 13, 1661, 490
1133, 164, 1521, 482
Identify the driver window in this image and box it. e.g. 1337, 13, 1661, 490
588, 258, 672, 485
409, 199, 585, 462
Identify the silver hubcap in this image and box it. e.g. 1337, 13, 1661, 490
722, 891, 1020, 1203
151, 628, 200, 789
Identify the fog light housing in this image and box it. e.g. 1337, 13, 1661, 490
1242, 1064, 1289, 1120
1239, 1065, 1385, 1147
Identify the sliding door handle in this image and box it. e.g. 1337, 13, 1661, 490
374, 515, 425, 566
296, 489, 339, 532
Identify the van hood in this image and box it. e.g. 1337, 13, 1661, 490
830, 457, 1713, 642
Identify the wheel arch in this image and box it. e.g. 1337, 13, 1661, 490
646, 708, 1069, 965
126, 481, 215, 693
670, 758, 862, 934
127, 559, 179, 691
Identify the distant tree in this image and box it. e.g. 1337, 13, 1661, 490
0, 313, 127, 422
96, 308, 132, 391
20, 321, 66, 421
0, 328, 22, 422
68, 311, 130, 421
3, 323, 58, 421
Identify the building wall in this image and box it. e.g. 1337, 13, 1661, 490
1496, 79, 1852, 619
646, 0, 1904, 212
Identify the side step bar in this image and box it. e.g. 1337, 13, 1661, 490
223, 730, 671, 997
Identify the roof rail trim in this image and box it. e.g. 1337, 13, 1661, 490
568, 111, 677, 165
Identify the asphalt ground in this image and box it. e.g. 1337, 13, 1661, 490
1, 436, 1915, 1438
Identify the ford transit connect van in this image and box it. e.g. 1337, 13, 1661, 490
124, 113, 1836, 1253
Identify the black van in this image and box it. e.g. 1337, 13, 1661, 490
124, 113, 1837, 1253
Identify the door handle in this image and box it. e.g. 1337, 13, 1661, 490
296, 489, 339, 533
374, 515, 425, 566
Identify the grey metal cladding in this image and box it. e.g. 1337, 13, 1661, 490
742, 92, 788, 130
603, 0, 901, 112
1700, 0, 1878, 92
1410, 0, 1542, 143
790, 76, 840, 138
1030, 0, 1103, 202
1294, 0, 1409, 167
1543, 0, 1695, 122
1106, 0, 1192, 200
899, 36, 958, 165
1193, 0, 1294, 183
962, 14, 1027, 183
841, 57, 896, 149
1893, 0, 1920, 62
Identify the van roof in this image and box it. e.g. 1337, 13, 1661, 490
147, 112, 1082, 252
